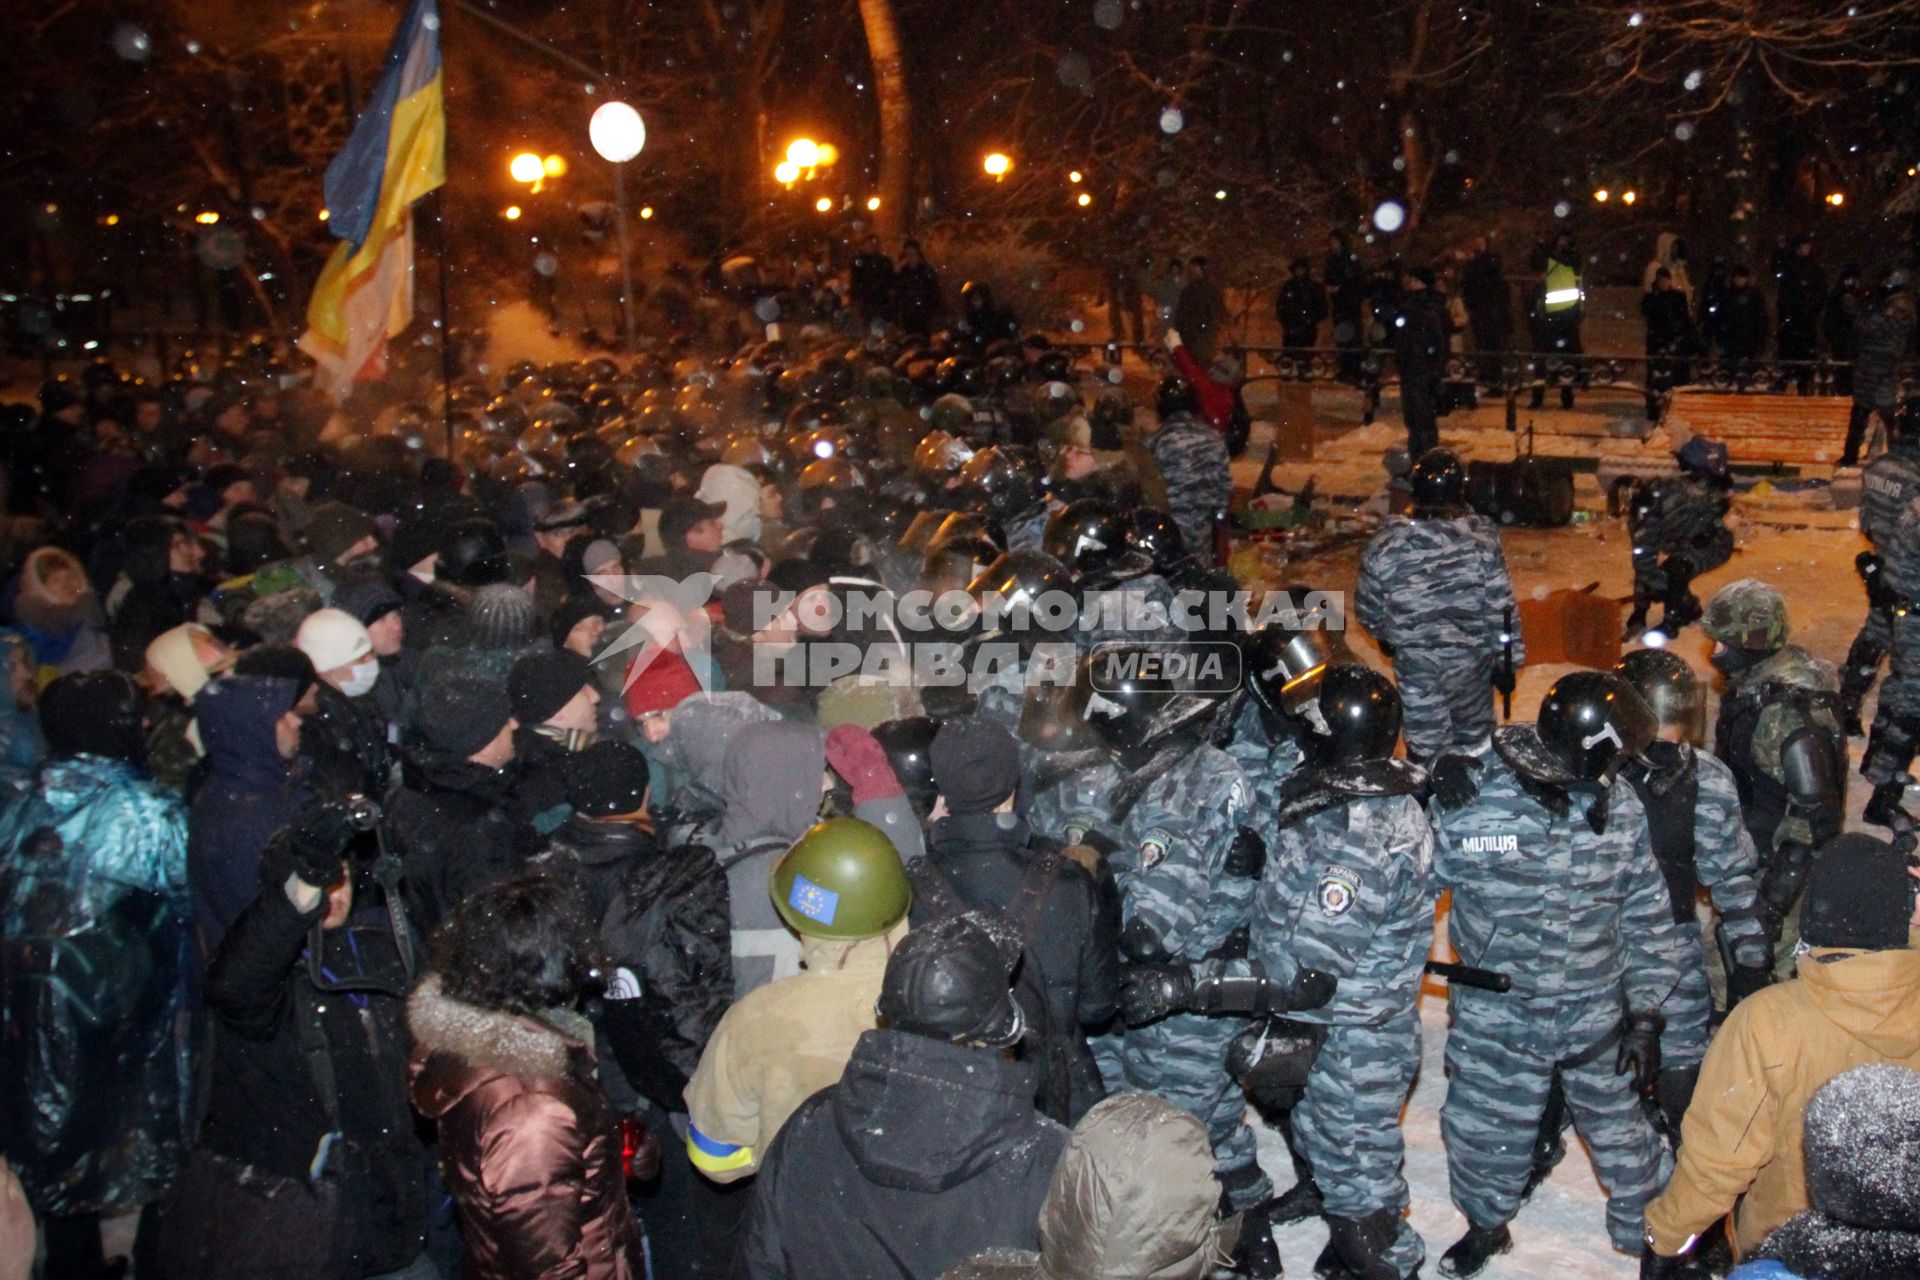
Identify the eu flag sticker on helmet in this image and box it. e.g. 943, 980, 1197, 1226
788, 874, 840, 927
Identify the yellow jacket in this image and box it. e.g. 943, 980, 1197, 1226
1645, 946, 1920, 1257
682, 923, 906, 1182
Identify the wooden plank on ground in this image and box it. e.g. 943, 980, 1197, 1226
1663, 392, 1850, 467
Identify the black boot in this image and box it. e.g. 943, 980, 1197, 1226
1864, 781, 1918, 836
1313, 1240, 1356, 1280
1268, 1109, 1324, 1225
1231, 1199, 1283, 1278
1519, 1071, 1568, 1204
1660, 586, 1702, 634
1324, 1210, 1407, 1280
1622, 601, 1650, 640
1438, 1224, 1512, 1278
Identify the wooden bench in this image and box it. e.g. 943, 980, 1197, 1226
1662, 392, 1852, 468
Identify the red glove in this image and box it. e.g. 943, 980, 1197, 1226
825, 724, 903, 806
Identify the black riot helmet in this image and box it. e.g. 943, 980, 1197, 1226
872, 716, 939, 820
1069, 642, 1223, 768
1043, 499, 1153, 581
1302, 664, 1402, 767
1533, 671, 1656, 783
1155, 375, 1199, 419
968, 550, 1075, 652
437, 517, 510, 588
1892, 394, 1920, 450
1408, 447, 1467, 512
956, 446, 1044, 523
1614, 648, 1703, 740
1126, 508, 1187, 572
1243, 624, 1336, 737
938, 355, 987, 399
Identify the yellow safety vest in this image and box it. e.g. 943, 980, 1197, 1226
1543, 260, 1583, 314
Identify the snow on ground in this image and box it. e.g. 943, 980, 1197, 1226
1257, 995, 1640, 1279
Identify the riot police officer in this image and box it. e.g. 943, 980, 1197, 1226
1838, 398, 1920, 733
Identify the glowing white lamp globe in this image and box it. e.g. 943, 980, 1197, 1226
590, 102, 646, 164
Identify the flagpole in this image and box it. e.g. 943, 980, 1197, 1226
433, 192, 456, 457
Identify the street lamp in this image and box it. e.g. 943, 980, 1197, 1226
815, 196, 835, 213
774, 161, 800, 187
588, 101, 647, 353
509, 151, 545, 184
1593, 188, 1610, 202
1826, 192, 1846, 207
866, 196, 882, 211
787, 138, 822, 170
983, 152, 1012, 180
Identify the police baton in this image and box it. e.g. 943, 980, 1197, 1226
1424, 960, 1511, 993
1499, 605, 1515, 721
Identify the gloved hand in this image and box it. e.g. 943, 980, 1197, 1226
1726, 962, 1773, 1009
1224, 827, 1266, 879
824, 724, 903, 806
1120, 964, 1195, 1026
1376, 638, 1396, 659
1429, 754, 1482, 811
1616, 1011, 1665, 1094
285, 802, 356, 890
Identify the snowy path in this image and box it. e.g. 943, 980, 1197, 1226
1256, 994, 1640, 1278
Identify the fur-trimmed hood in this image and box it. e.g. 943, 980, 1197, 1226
407, 973, 593, 1118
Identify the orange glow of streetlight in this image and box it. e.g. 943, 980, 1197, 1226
983, 152, 1012, 179
866, 196, 881, 211
816, 143, 839, 167
815, 196, 835, 213
1826, 192, 1846, 207
640, 206, 654, 220
542, 154, 568, 178
194, 211, 220, 225
1069, 170, 1083, 183
1593, 188, 1610, 202
509, 152, 545, 184
504, 205, 522, 221
786, 139, 821, 169
1621, 190, 1638, 205
774, 160, 800, 186
1076, 192, 1092, 207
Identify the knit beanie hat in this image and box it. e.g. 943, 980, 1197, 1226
549, 595, 611, 651
145, 623, 223, 702
305, 500, 379, 565
243, 586, 323, 646
1802, 833, 1917, 952
419, 674, 513, 758
565, 740, 651, 817
1802, 1065, 1920, 1232
466, 583, 538, 650
333, 574, 403, 628
930, 716, 1022, 815
509, 650, 593, 726
295, 607, 373, 673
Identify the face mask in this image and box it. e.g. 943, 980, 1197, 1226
1709, 645, 1763, 680
338, 658, 380, 698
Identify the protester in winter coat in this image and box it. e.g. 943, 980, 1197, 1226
1459, 237, 1514, 381
509, 649, 602, 844
187, 673, 310, 949
166, 805, 430, 1280
696, 463, 765, 545
1275, 258, 1327, 358
1644, 835, 1920, 1267
736, 912, 1068, 1280
385, 675, 523, 933
940, 1091, 1238, 1280
0, 673, 190, 1280
108, 516, 207, 671
1839, 274, 1916, 467
0, 631, 45, 792
534, 741, 732, 1111
8, 546, 110, 676
1642, 232, 1696, 308
641, 690, 781, 833
916, 716, 1120, 1124
332, 572, 415, 731
1728, 1066, 1920, 1280
410, 875, 645, 1280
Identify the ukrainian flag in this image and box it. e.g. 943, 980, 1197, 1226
299, 0, 445, 398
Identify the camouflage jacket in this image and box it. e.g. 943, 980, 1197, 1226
1251, 783, 1434, 1026
1146, 413, 1230, 557
1429, 740, 1685, 1011
1713, 644, 1844, 852
1355, 513, 1525, 660
1881, 497, 1920, 598
1026, 753, 1127, 852
1112, 743, 1257, 963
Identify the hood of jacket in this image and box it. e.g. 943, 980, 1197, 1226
402, 746, 518, 805
1653, 231, 1682, 267
1034, 1092, 1227, 1280
406, 973, 594, 1119
716, 719, 826, 848
1795, 948, 1920, 1057
695, 464, 763, 544
830, 1028, 1046, 1194
546, 812, 656, 869
195, 674, 298, 788
657, 692, 782, 799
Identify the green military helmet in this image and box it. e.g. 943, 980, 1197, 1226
1702, 578, 1789, 651
770, 818, 912, 941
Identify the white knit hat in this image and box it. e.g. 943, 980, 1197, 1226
295, 607, 373, 672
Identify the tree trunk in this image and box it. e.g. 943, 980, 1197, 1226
856, 0, 913, 240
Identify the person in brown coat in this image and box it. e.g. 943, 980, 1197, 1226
409, 875, 644, 1280
1642, 834, 1920, 1274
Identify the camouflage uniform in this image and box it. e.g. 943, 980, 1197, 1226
1715, 642, 1845, 974
1840, 450, 1920, 719
1429, 743, 1683, 1253
1355, 514, 1524, 760
1076, 572, 1183, 653
1618, 746, 1768, 1067
1626, 476, 1733, 621
1146, 412, 1230, 559
1004, 500, 1055, 554
1026, 753, 1126, 851
1251, 773, 1435, 1277
1108, 743, 1272, 1211
1221, 696, 1305, 831
1864, 500, 1920, 793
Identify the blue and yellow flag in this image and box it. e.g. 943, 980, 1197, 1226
299, 0, 446, 398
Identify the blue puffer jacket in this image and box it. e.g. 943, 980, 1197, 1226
0, 752, 191, 1215
0, 630, 46, 793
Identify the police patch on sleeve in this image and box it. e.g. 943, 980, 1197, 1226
1316, 865, 1360, 918
1141, 827, 1175, 870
